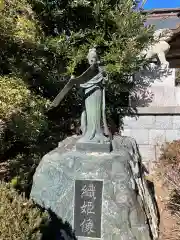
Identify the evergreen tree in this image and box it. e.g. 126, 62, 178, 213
0, 0, 153, 193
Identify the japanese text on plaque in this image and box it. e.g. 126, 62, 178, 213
74, 180, 103, 238
80, 183, 96, 234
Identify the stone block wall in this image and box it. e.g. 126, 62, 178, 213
121, 111, 180, 169
121, 67, 180, 170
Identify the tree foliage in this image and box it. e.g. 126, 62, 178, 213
0, 0, 153, 193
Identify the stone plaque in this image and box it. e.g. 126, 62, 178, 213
74, 180, 103, 238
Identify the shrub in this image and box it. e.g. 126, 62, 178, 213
0, 75, 49, 154
152, 141, 180, 239
0, 0, 43, 43
157, 140, 180, 239
160, 140, 180, 166
159, 140, 180, 198
0, 181, 48, 240
159, 141, 180, 204
8, 153, 42, 195
0, 76, 30, 121
7, 95, 49, 145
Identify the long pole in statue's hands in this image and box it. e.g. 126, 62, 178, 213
48, 63, 98, 110
48, 75, 76, 110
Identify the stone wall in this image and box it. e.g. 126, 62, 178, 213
121, 68, 180, 169
121, 111, 180, 168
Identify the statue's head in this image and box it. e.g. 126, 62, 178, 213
153, 28, 174, 42
87, 46, 99, 65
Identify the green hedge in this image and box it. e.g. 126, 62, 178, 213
0, 181, 49, 240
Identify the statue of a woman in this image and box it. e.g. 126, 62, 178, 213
49, 47, 111, 151
78, 47, 110, 145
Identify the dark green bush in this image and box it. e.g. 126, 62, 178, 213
0, 181, 49, 240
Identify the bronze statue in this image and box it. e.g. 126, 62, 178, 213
49, 47, 111, 150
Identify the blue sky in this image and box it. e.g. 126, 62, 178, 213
144, 0, 180, 9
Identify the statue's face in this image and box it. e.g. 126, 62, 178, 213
153, 28, 173, 41
163, 32, 173, 41
88, 56, 97, 65
87, 48, 98, 65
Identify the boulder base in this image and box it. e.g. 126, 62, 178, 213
31, 135, 158, 240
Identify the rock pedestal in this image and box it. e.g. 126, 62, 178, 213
30, 135, 158, 240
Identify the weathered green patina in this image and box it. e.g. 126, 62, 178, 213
49, 47, 111, 152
